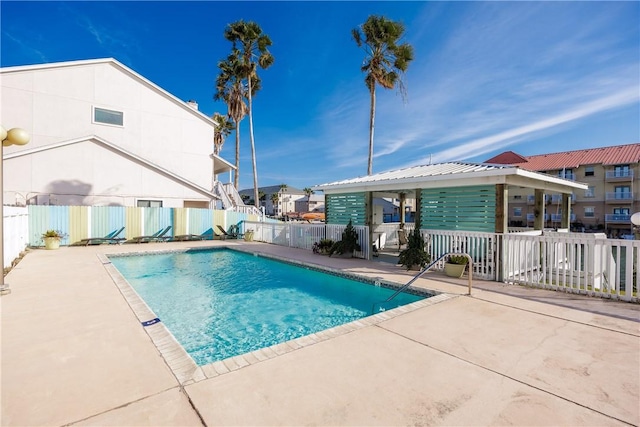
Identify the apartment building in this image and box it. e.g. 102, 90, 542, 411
486, 143, 640, 236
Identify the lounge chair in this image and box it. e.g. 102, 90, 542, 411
216, 225, 240, 239
170, 228, 214, 242
398, 229, 408, 250
77, 227, 126, 246
129, 226, 172, 243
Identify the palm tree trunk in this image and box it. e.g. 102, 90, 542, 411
368, 85, 376, 176
234, 118, 240, 189
248, 78, 259, 208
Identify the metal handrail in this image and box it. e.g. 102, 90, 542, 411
372, 252, 473, 314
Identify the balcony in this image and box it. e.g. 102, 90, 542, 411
526, 213, 549, 222
550, 214, 576, 222
605, 170, 634, 182
527, 195, 553, 205
550, 194, 575, 204
605, 192, 634, 204
556, 172, 576, 181
605, 214, 631, 223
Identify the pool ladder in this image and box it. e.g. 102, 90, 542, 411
371, 252, 473, 314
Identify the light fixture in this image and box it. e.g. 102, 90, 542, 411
1, 125, 31, 292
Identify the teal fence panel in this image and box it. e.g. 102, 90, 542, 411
143, 207, 174, 238
92, 206, 126, 238
421, 186, 496, 232
326, 193, 366, 225
28, 205, 71, 246
189, 208, 214, 236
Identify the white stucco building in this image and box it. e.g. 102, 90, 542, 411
1, 58, 239, 208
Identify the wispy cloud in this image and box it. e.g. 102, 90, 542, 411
2, 32, 47, 62
313, 1, 638, 179
412, 87, 639, 165
60, 3, 140, 63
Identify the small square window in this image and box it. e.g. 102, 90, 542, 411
513, 207, 522, 217
584, 207, 595, 218
137, 200, 162, 208
585, 166, 594, 177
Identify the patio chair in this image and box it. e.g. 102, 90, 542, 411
398, 229, 408, 250
170, 228, 214, 242
216, 225, 241, 239
129, 226, 172, 243
77, 227, 126, 246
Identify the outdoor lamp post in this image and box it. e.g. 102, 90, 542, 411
1, 125, 30, 291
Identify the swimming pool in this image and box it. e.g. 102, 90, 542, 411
110, 248, 428, 366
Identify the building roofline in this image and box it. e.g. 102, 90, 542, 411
3, 135, 219, 199
0, 58, 216, 128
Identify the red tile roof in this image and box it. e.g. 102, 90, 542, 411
485, 143, 640, 171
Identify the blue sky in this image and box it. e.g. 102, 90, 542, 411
2, 1, 639, 192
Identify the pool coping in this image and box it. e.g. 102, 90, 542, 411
99, 246, 457, 386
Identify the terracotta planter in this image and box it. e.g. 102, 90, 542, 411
444, 262, 466, 278
43, 237, 61, 250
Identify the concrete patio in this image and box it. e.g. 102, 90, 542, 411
1, 240, 638, 426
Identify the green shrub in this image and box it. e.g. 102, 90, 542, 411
398, 228, 430, 270
329, 221, 361, 256
448, 255, 469, 265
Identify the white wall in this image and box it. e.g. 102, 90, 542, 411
1, 60, 216, 207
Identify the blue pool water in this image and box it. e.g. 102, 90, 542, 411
110, 248, 425, 365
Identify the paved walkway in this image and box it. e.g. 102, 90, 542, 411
1, 241, 638, 426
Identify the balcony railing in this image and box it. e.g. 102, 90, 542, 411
550, 194, 575, 203
526, 213, 549, 221
605, 170, 634, 180
550, 214, 576, 222
556, 172, 576, 181
604, 214, 631, 223
605, 192, 633, 202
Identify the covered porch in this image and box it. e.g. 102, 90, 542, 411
314, 162, 588, 261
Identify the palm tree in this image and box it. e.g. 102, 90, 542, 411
270, 192, 279, 217
352, 15, 414, 175
224, 20, 274, 207
211, 112, 235, 155
224, 20, 273, 206
214, 51, 248, 189
303, 187, 314, 212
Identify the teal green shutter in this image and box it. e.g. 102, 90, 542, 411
326, 192, 366, 225
421, 186, 495, 232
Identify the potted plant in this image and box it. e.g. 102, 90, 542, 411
41, 229, 65, 250
329, 221, 361, 258
398, 228, 430, 270
444, 255, 469, 278
313, 238, 334, 255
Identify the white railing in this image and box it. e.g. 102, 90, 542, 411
3, 206, 28, 269
244, 221, 370, 259
213, 181, 235, 210
502, 231, 638, 302
223, 182, 245, 207
424, 229, 499, 280
214, 181, 262, 216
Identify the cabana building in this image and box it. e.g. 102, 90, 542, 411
314, 162, 588, 269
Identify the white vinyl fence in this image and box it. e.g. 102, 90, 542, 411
244, 221, 371, 259
424, 229, 500, 281
503, 231, 638, 302
3, 206, 29, 269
